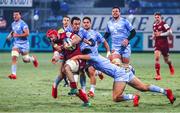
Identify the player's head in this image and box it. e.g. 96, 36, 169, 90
62, 16, 70, 28
82, 16, 91, 30
13, 10, 21, 22
46, 29, 59, 40
112, 6, 121, 19
71, 16, 81, 32
154, 12, 162, 23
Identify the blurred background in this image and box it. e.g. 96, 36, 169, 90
0, 0, 180, 52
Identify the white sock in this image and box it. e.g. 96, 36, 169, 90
90, 85, 95, 93
81, 86, 86, 93
29, 56, 35, 62
11, 64, 17, 75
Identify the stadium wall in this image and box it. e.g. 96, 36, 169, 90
0, 15, 180, 52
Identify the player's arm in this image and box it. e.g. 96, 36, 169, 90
70, 34, 82, 45
122, 29, 136, 46
102, 40, 111, 57
6, 31, 14, 41
155, 29, 173, 37
154, 24, 172, 37
71, 54, 91, 61
103, 32, 110, 40
12, 28, 29, 38
127, 29, 136, 41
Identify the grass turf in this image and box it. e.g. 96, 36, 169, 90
0, 52, 180, 112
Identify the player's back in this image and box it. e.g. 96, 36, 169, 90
89, 54, 126, 78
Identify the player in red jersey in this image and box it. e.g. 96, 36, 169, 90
47, 29, 91, 106
152, 12, 175, 80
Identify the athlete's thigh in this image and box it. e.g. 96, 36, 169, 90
19, 43, 30, 53
128, 76, 147, 91
121, 45, 131, 63
113, 81, 126, 97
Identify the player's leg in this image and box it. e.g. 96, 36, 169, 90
86, 66, 96, 97
129, 76, 176, 104
9, 47, 19, 79
52, 61, 65, 98
154, 50, 161, 80
162, 49, 175, 75
121, 44, 131, 64
64, 59, 90, 105
113, 81, 140, 107
21, 43, 38, 67
80, 71, 86, 92
113, 81, 139, 107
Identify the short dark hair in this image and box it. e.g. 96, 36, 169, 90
71, 16, 81, 24
83, 16, 91, 23
13, 10, 21, 15
63, 15, 70, 20
112, 6, 121, 12
154, 12, 161, 16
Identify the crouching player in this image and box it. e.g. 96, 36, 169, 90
70, 43, 176, 107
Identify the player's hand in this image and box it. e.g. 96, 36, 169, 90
106, 51, 111, 58
122, 39, 129, 47
53, 44, 62, 52
88, 38, 95, 46
64, 42, 72, 50
6, 32, 13, 41
12, 33, 19, 37
51, 57, 59, 64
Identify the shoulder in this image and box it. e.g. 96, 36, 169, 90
121, 17, 130, 23
161, 21, 170, 29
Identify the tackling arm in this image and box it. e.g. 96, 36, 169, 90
71, 54, 91, 61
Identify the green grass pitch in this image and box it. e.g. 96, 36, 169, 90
0, 52, 180, 112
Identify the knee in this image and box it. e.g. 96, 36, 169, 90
22, 55, 30, 63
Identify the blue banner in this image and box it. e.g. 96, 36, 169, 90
0, 32, 143, 52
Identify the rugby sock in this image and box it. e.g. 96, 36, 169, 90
155, 63, 160, 75
54, 75, 62, 88
70, 82, 77, 89
122, 94, 134, 100
80, 75, 86, 92
90, 85, 95, 93
11, 64, 17, 75
29, 56, 35, 62
149, 85, 166, 95
167, 61, 173, 69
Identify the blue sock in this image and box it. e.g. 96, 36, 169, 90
149, 85, 166, 95
54, 75, 62, 88
80, 75, 86, 91
122, 94, 134, 100
11, 64, 17, 75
